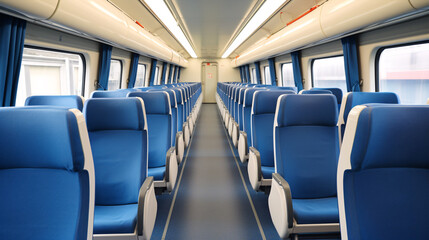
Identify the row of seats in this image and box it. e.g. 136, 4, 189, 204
0, 82, 202, 239
216, 83, 429, 239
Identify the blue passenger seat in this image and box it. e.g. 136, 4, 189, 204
128, 91, 178, 192
84, 98, 157, 239
312, 87, 343, 110
90, 89, 138, 98
0, 107, 94, 240
248, 90, 295, 191
338, 104, 429, 240
25, 95, 84, 111
268, 94, 340, 238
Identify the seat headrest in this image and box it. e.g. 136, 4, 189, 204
312, 88, 343, 104
0, 107, 86, 171
244, 88, 267, 106
301, 89, 332, 95
344, 92, 399, 122
84, 98, 146, 131
276, 94, 338, 127
148, 89, 177, 108
253, 90, 295, 115
128, 91, 171, 115
25, 95, 84, 111
90, 89, 138, 98
350, 105, 429, 171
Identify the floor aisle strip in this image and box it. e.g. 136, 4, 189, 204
216, 107, 267, 240
161, 117, 199, 240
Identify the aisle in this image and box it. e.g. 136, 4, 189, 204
160, 103, 266, 240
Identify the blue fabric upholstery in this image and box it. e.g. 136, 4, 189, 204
97, 44, 112, 90
301, 89, 332, 95
293, 197, 339, 224
128, 91, 171, 178
25, 95, 84, 111
148, 167, 166, 181
242, 88, 267, 145
291, 51, 304, 91
261, 166, 275, 179
127, 53, 139, 88
93, 204, 138, 234
0, 107, 90, 239
343, 105, 429, 239
84, 98, 148, 234
149, 89, 177, 146
274, 94, 339, 224
312, 88, 342, 105
252, 90, 295, 175
342, 36, 361, 92
91, 89, 138, 98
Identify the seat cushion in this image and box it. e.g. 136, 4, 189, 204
148, 166, 165, 180
261, 166, 274, 179
93, 204, 138, 234
292, 197, 339, 224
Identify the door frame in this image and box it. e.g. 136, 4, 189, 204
201, 62, 219, 103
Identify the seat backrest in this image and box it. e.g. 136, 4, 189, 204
0, 107, 94, 240
149, 89, 178, 146
338, 92, 399, 141
300, 89, 333, 95
25, 95, 84, 111
128, 91, 171, 169
242, 88, 267, 144
91, 89, 138, 98
84, 98, 147, 206
266, 86, 298, 93
171, 87, 185, 132
251, 90, 295, 167
274, 94, 339, 199
338, 104, 429, 239
312, 87, 343, 109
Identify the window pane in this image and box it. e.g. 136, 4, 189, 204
108, 59, 122, 90
15, 47, 84, 106
252, 68, 256, 83
154, 66, 160, 85
378, 43, 429, 104
312, 56, 347, 93
281, 63, 294, 87
135, 64, 146, 87
265, 66, 271, 85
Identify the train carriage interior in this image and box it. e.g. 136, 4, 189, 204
0, 0, 429, 239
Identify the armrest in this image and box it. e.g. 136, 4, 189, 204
238, 131, 248, 163
248, 147, 262, 191
165, 146, 178, 192
269, 173, 294, 238
137, 177, 157, 239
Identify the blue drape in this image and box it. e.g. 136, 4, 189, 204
149, 59, 158, 86
127, 53, 139, 88
268, 58, 277, 86
245, 65, 250, 83
254, 62, 262, 84
0, 14, 26, 106
177, 67, 181, 82
173, 65, 178, 83
291, 51, 304, 91
239, 66, 244, 82
161, 62, 168, 85
168, 64, 174, 84
342, 36, 361, 92
97, 44, 112, 90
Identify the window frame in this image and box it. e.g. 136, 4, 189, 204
21, 45, 87, 96
310, 54, 345, 89
108, 58, 123, 90
375, 40, 429, 92
281, 62, 294, 87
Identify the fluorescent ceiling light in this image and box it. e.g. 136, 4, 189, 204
222, 0, 286, 58
144, 0, 197, 58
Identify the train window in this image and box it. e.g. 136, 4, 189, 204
312, 56, 347, 93
15, 47, 85, 106
281, 63, 294, 87
134, 64, 146, 87
154, 66, 160, 85
377, 42, 429, 104
108, 59, 122, 90
264, 66, 271, 85
251, 68, 256, 83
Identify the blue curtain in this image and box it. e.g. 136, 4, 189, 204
0, 15, 26, 106
254, 62, 262, 84
177, 67, 181, 82
149, 59, 158, 86
97, 44, 112, 90
168, 64, 174, 84
127, 53, 139, 88
268, 58, 277, 86
239, 66, 244, 82
291, 51, 304, 91
342, 36, 361, 92
161, 62, 168, 85
245, 65, 251, 83
173, 65, 178, 83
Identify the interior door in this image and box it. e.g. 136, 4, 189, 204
202, 63, 218, 103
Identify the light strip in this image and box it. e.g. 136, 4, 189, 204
222, 0, 286, 58
145, 0, 197, 58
